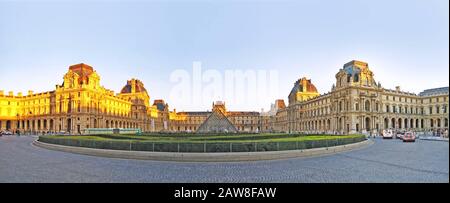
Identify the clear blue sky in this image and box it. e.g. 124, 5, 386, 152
0, 0, 448, 111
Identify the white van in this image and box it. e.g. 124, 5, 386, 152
382, 129, 393, 139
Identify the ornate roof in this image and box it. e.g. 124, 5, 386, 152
153, 99, 167, 111
275, 99, 286, 109
419, 87, 449, 97
69, 63, 94, 75
67, 63, 95, 85
120, 79, 148, 94
289, 77, 318, 96
343, 60, 368, 69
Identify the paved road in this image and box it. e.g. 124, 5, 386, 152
0, 136, 448, 183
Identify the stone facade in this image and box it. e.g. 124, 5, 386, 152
0, 63, 169, 134
262, 60, 449, 135
1, 60, 448, 135
168, 102, 260, 133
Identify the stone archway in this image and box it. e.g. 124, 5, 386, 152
327, 119, 331, 131
67, 118, 72, 133
43, 120, 47, 131
6, 120, 12, 131
37, 120, 41, 131
365, 117, 371, 132
50, 119, 54, 132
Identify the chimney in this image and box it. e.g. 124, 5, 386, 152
8, 91, 13, 96
17, 92, 23, 97
395, 86, 400, 92
0, 90, 3, 96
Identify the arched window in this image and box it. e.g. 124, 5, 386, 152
365, 100, 370, 112
353, 74, 359, 82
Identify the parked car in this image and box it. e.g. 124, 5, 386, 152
382, 129, 393, 139
396, 131, 405, 140
0, 130, 13, 136
403, 132, 416, 142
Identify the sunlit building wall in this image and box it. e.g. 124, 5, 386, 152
1, 60, 448, 135
0, 63, 170, 134
263, 60, 449, 134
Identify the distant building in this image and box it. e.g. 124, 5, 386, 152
169, 101, 260, 133
261, 60, 449, 134
1, 60, 448, 135
0, 63, 168, 134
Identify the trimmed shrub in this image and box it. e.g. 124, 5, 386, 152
328, 139, 338, 147
38, 135, 366, 153
278, 142, 297, 151
304, 140, 314, 149
154, 143, 178, 152
206, 143, 231, 153
231, 143, 255, 152
79, 140, 96, 149
296, 141, 306, 150
94, 141, 112, 150
257, 142, 278, 151
313, 140, 328, 148
131, 142, 154, 152
109, 141, 131, 151
179, 143, 205, 153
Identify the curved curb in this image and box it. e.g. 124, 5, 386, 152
33, 139, 373, 162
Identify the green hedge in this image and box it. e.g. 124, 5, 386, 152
38, 135, 366, 153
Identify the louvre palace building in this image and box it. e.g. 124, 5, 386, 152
0, 60, 448, 135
